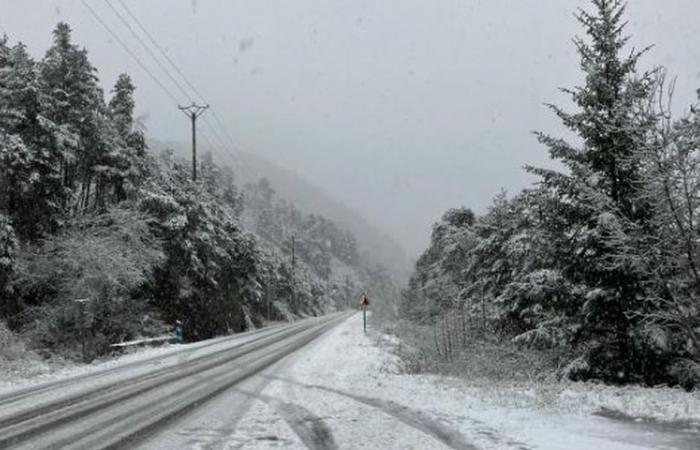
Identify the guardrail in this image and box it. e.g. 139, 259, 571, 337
110, 335, 175, 349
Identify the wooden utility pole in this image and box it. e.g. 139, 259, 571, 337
481, 281, 486, 329
290, 235, 296, 308
291, 235, 296, 270
178, 103, 209, 181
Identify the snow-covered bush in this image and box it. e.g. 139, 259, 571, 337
11, 207, 165, 359
0, 319, 50, 380
0, 319, 26, 360
668, 360, 700, 391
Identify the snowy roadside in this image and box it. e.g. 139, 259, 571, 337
0, 342, 173, 393
0, 326, 278, 395
419, 371, 700, 425
232, 312, 700, 450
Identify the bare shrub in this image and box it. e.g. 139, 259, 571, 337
0, 319, 26, 360
382, 314, 564, 383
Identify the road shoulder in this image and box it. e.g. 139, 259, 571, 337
235, 312, 700, 450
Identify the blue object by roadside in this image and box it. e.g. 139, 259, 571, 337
173, 320, 184, 344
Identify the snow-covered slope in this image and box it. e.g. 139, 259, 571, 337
148, 139, 411, 283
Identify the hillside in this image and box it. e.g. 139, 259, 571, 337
0, 23, 398, 366
149, 139, 411, 284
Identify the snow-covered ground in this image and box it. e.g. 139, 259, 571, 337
223, 313, 700, 449
0, 342, 176, 393
5, 313, 699, 449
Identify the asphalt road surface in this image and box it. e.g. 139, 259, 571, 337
0, 313, 350, 450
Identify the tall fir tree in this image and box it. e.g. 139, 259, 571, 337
0, 39, 70, 239
40, 22, 109, 210
527, 0, 658, 381
108, 73, 147, 201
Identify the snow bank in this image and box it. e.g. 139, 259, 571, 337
0, 320, 52, 385
380, 318, 700, 424
0, 342, 179, 394
411, 374, 700, 424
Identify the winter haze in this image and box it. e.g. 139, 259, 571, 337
1, 0, 698, 257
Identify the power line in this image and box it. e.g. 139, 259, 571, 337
116, 0, 207, 102
84, 0, 254, 177
103, 0, 194, 103
209, 110, 243, 153
103, 0, 244, 165
83, 0, 233, 169
113, 0, 248, 162
201, 116, 235, 153
80, 0, 180, 105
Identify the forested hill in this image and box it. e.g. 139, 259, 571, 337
0, 22, 395, 363
150, 139, 411, 284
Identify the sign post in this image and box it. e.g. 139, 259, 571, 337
363, 306, 367, 333
359, 293, 369, 333
74, 298, 91, 362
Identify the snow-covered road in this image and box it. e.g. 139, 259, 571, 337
0, 314, 349, 449
139, 312, 700, 450
2, 312, 698, 449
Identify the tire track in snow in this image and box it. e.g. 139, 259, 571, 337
235, 389, 338, 450
273, 401, 337, 450
316, 388, 477, 450
260, 375, 479, 450
173, 376, 275, 450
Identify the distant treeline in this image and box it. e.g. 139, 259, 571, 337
401, 0, 700, 389
0, 23, 393, 361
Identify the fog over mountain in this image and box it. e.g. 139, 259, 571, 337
151, 138, 412, 281
1, 0, 698, 257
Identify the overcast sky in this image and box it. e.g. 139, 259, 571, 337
1, 0, 699, 257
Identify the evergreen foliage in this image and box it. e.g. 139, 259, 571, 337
401, 0, 700, 388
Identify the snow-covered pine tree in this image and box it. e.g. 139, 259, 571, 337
40, 22, 110, 210
0, 38, 69, 239
401, 206, 478, 324
527, 0, 658, 381
108, 73, 147, 201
